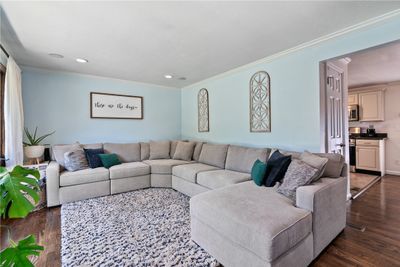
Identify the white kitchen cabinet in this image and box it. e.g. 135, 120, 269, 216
358, 90, 384, 121
356, 145, 380, 171
348, 93, 358, 105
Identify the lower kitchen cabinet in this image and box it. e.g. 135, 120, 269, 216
356, 145, 380, 171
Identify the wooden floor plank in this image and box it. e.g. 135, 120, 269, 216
1, 175, 400, 266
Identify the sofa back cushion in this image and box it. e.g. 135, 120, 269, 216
140, 142, 150, 160
225, 145, 269, 173
315, 153, 345, 178
103, 143, 140, 163
149, 141, 171, 159
173, 141, 196, 161
281, 149, 345, 178
81, 143, 103, 150
192, 142, 204, 161
198, 143, 229, 168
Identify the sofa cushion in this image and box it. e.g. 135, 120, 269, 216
198, 144, 229, 169
315, 153, 345, 178
225, 145, 269, 173
173, 141, 196, 161
84, 148, 104, 168
109, 162, 150, 179
140, 142, 150, 160
64, 149, 88, 172
265, 150, 292, 187
103, 143, 140, 163
149, 141, 171, 160
197, 169, 251, 189
170, 140, 179, 158
143, 159, 190, 174
98, 153, 121, 169
172, 163, 219, 183
52, 142, 81, 167
190, 181, 312, 262
192, 142, 204, 161
277, 159, 318, 201
299, 151, 328, 182
251, 159, 267, 186
81, 143, 103, 150
60, 167, 109, 187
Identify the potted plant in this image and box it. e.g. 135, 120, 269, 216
0, 165, 44, 266
23, 127, 55, 161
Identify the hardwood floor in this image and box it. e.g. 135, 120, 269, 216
1, 175, 399, 266
313, 175, 400, 266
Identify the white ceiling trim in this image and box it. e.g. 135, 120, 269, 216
182, 9, 400, 89
21, 66, 181, 91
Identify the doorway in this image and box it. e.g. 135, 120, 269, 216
320, 40, 400, 199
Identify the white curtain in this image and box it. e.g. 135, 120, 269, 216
4, 56, 24, 167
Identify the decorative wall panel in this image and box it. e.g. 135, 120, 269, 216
250, 71, 271, 132
198, 88, 209, 132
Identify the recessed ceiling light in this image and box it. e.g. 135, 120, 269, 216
76, 58, 88, 63
164, 74, 173, 79
48, 53, 64, 58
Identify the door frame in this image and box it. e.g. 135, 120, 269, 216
319, 58, 351, 199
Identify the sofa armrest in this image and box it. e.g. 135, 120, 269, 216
46, 161, 61, 207
296, 177, 347, 258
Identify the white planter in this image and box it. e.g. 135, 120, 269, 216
24, 145, 45, 159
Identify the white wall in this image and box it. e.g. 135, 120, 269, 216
349, 82, 400, 175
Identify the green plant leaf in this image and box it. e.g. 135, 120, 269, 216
34, 131, 55, 145
0, 235, 44, 267
0, 166, 40, 218
33, 127, 38, 141
24, 127, 55, 146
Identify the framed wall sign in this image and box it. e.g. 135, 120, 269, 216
90, 92, 143, 119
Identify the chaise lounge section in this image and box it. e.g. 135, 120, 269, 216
190, 153, 347, 267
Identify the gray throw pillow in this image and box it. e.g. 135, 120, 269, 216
64, 149, 89, 172
149, 141, 171, 160
277, 159, 318, 202
299, 151, 329, 182
173, 141, 195, 161
52, 142, 81, 168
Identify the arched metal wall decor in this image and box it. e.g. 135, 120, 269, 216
198, 88, 209, 132
250, 71, 271, 132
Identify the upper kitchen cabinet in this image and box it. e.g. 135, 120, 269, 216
349, 86, 385, 122
348, 93, 358, 105
358, 90, 384, 121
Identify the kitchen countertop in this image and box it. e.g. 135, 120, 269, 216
349, 133, 388, 140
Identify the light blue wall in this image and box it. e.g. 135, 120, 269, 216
22, 67, 181, 145
181, 15, 400, 152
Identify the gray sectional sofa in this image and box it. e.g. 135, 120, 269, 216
46, 140, 347, 267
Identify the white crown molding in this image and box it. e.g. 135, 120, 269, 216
21, 65, 181, 90
183, 9, 400, 90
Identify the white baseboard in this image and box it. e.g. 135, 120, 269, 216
385, 170, 400, 176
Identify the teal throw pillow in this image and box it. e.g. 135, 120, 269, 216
98, 153, 121, 169
251, 159, 267, 186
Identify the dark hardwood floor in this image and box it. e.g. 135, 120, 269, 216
1, 175, 400, 267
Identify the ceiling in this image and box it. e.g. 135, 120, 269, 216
348, 41, 400, 88
1, 2, 400, 88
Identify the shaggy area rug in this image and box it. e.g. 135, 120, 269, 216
61, 188, 218, 267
